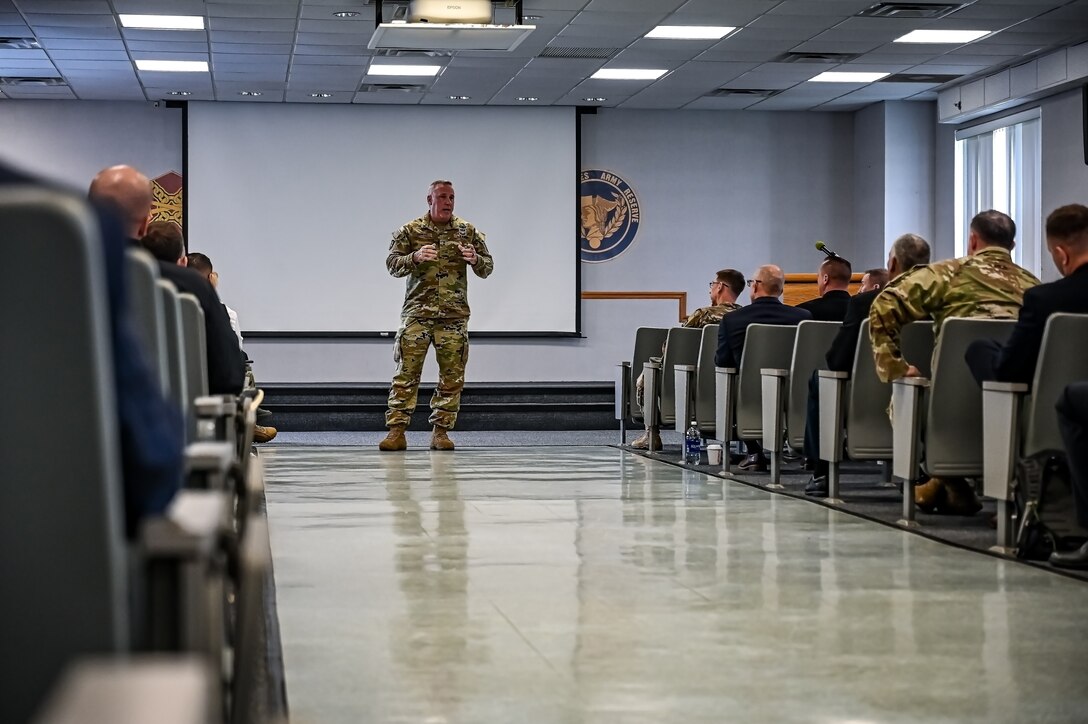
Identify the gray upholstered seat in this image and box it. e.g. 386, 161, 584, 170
125, 248, 169, 396
735, 324, 799, 441
983, 313, 1088, 549
785, 321, 841, 451
157, 279, 188, 417
657, 326, 702, 427
619, 327, 668, 424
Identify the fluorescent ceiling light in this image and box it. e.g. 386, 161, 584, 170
135, 59, 208, 72
367, 64, 442, 77
895, 29, 991, 44
809, 71, 889, 83
119, 14, 205, 30
591, 68, 667, 81
645, 25, 735, 40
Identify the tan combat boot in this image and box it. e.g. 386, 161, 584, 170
942, 477, 983, 516
914, 477, 945, 513
378, 426, 407, 451
431, 426, 455, 451
630, 428, 662, 450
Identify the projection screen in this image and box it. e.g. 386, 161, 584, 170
186, 102, 578, 335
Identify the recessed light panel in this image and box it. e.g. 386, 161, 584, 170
645, 26, 735, 40
809, 71, 890, 83
590, 69, 666, 80
135, 60, 208, 72
367, 64, 442, 77
119, 15, 205, 30
894, 29, 991, 44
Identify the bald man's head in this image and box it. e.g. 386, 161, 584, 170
751, 264, 785, 299
88, 165, 153, 239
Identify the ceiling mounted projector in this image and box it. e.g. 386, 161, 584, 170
369, 0, 536, 52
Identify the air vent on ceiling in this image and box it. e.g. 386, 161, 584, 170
0, 76, 66, 86
880, 73, 961, 83
358, 83, 427, 92
857, 2, 964, 19
538, 46, 619, 59
0, 37, 41, 49
776, 52, 860, 64
705, 88, 780, 98
374, 48, 452, 57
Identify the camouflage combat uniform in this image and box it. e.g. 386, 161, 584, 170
385, 214, 494, 429
869, 246, 1039, 382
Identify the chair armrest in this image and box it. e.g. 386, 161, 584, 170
981, 381, 1030, 394
715, 367, 737, 375
817, 370, 850, 380
32, 656, 212, 724
617, 361, 631, 369
760, 368, 788, 378
184, 441, 235, 492
893, 376, 931, 388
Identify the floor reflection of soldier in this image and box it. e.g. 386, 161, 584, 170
381, 453, 480, 719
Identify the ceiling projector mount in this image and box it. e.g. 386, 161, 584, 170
369, 0, 536, 52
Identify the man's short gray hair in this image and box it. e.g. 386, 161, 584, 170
757, 264, 785, 297
891, 233, 931, 271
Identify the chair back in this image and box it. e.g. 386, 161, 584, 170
178, 293, 209, 407
628, 327, 668, 422
786, 321, 841, 450
125, 248, 170, 396
925, 318, 1016, 476
658, 327, 702, 426
0, 187, 129, 724
157, 280, 188, 416
694, 324, 719, 434
735, 324, 798, 438
1022, 313, 1088, 457
902, 320, 936, 378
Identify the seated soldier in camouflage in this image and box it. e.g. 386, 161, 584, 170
379, 180, 494, 452
631, 268, 745, 450
868, 209, 1040, 515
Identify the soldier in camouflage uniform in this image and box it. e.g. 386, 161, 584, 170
868, 210, 1039, 513
631, 269, 745, 450
379, 180, 494, 451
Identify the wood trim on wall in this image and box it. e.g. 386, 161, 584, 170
581, 291, 688, 323
783, 273, 865, 306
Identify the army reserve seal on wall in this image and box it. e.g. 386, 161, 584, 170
579, 169, 640, 263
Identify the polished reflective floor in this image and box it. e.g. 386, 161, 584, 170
262, 446, 1088, 724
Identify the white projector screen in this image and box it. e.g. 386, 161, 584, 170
186, 102, 578, 335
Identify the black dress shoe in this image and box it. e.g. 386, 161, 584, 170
737, 454, 768, 472
1049, 541, 1088, 569
804, 475, 829, 497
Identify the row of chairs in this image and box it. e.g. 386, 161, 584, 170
617, 308, 1088, 551
0, 186, 277, 723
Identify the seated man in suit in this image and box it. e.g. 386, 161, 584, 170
631, 268, 745, 449
90, 166, 246, 397
965, 203, 1088, 385
1052, 381, 1088, 569
804, 233, 931, 496
858, 267, 889, 294
870, 209, 1040, 515
796, 256, 852, 321
716, 264, 811, 470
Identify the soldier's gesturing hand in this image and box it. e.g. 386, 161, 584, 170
413, 243, 438, 264
458, 243, 477, 265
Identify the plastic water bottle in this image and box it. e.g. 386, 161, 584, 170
684, 420, 701, 464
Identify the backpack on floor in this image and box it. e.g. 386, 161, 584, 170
1014, 450, 1088, 560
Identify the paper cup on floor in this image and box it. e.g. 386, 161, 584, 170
706, 444, 723, 466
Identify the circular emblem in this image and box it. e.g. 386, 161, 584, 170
579, 170, 640, 263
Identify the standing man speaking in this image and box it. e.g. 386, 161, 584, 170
380, 179, 494, 451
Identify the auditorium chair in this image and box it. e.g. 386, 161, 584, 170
0, 186, 231, 724
714, 324, 798, 477
615, 326, 668, 444
982, 313, 1088, 552
759, 320, 841, 484
818, 320, 934, 501
892, 318, 1016, 525
673, 324, 721, 441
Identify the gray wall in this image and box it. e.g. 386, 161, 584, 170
1040, 89, 1088, 282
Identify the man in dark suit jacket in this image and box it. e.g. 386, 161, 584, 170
796, 256, 853, 322
804, 233, 931, 496
91, 166, 245, 396
717, 264, 811, 470
2, 159, 184, 537
966, 203, 1088, 385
